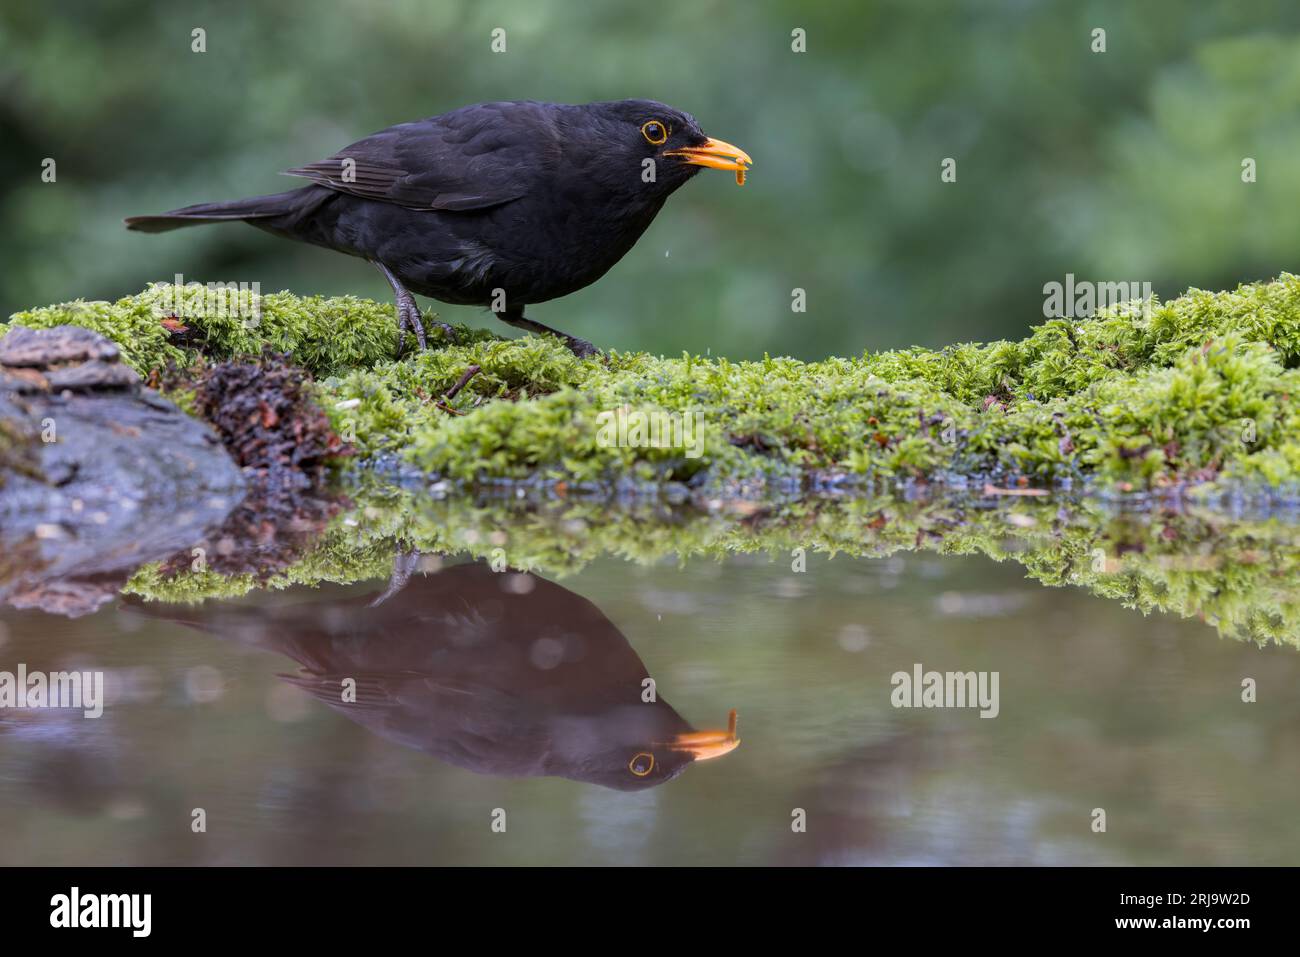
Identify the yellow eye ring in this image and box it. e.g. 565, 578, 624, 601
641, 121, 668, 146
629, 752, 655, 776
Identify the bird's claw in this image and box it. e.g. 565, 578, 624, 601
566, 336, 602, 359
395, 302, 458, 357
396, 299, 427, 355
408, 308, 428, 352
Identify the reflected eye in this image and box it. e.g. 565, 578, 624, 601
641, 121, 668, 146
628, 752, 655, 776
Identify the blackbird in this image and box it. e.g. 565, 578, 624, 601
124, 99, 752, 357
134, 561, 740, 790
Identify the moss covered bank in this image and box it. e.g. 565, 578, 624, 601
7, 275, 1300, 493
7, 278, 1300, 645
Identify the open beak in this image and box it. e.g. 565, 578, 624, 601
663, 709, 741, 761
666, 137, 753, 185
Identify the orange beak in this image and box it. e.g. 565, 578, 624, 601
663, 709, 741, 761
666, 137, 753, 185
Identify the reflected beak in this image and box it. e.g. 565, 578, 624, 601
666, 137, 753, 185
664, 709, 741, 761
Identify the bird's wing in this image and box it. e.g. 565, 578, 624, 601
278, 673, 396, 713
278, 671, 483, 711
283, 102, 559, 212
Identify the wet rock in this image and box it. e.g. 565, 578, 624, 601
45, 359, 141, 391
0, 324, 123, 368
0, 324, 245, 616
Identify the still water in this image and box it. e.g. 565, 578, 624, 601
1, 542, 1296, 865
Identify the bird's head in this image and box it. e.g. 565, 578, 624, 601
559, 705, 742, 792
569, 100, 753, 202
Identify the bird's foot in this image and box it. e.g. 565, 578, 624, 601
395, 303, 459, 356
430, 321, 459, 345
494, 309, 602, 359
395, 297, 427, 355
564, 335, 602, 359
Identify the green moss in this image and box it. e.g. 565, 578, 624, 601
4, 284, 485, 378
10, 275, 1300, 492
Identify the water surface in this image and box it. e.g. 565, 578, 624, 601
1, 535, 1295, 865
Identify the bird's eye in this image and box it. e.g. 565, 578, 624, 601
629, 752, 655, 776
641, 121, 668, 146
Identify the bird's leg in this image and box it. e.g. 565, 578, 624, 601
373, 261, 425, 353
496, 306, 601, 359
368, 546, 422, 608
371, 260, 457, 353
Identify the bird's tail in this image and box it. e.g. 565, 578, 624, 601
123, 188, 314, 233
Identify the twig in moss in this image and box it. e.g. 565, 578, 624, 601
436, 363, 482, 416
445, 364, 481, 401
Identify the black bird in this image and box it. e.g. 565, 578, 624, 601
125, 99, 752, 357
133, 561, 740, 790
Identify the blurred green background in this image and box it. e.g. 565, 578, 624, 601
4, 0, 1300, 359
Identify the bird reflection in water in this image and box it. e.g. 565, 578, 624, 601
147, 561, 738, 790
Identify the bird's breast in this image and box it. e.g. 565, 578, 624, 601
474, 191, 667, 303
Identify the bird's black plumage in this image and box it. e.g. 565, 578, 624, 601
134, 561, 739, 790
125, 99, 752, 356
